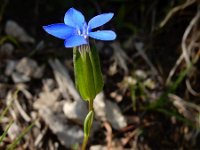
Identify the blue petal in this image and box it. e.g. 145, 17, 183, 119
88, 13, 114, 30
64, 35, 88, 48
89, 30, 116, 41
64, 8, 85, 28
43, 23, 75, 39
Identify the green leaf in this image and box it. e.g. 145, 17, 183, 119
6, 121, 35, 150
84, 111, 94, 137
73, 45, 104, 101
0, 120, 13, 144
0, 90, 19, 122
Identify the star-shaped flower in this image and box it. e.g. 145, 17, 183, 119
43, 8, 116, 48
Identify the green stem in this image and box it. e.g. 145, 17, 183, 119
82, 99, 94, 150
82, 135, 88, 150
89, 99, 94, 111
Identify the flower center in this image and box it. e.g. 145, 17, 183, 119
77, 23, 88, 39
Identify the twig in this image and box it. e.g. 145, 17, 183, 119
181, 4, 200, 68
159, 0, 197, 28
169, 93, 200, 112
34, 126, 48, 147
186, 79, 200, 96
7, 91, 18, 121
166, 3, 200, 84
121, 128, 142, 148
14, 97, 31, 122
103, 121, 112, 150
166, 54, 184, 85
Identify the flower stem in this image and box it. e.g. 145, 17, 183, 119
82, 134, 88, 150
82, 99, 94, 150
89, 99, 94, 111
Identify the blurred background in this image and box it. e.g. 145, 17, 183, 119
0, 0, 200, 149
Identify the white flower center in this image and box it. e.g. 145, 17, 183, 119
77, 23, 88, 39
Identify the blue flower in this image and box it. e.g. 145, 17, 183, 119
43, 8, 116, 48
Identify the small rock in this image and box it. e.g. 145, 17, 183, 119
94, 92, 127, 130
34, 77, 84, 148
105, 100, 127, 130
11, 72, 30, 83
16, 57, 38, 77
5, 20, 35, 43
5, 60, 16, 76
63, 101, 87, 123
34, 89, 61, 111
134, 70, 147, 79
38, 107, 83, 148
94, 93, 106, 122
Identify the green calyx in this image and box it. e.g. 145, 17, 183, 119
73, 45, 104, 101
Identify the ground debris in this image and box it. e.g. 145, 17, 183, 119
0, 1, 200, 149
94, 92, 127, 130
33, 77, 84, 148
38, 107, 83, 148
16, 57, 43, 78
49, 59, 88, 122
5, 20, 35, 43
5, 57, 45, 83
